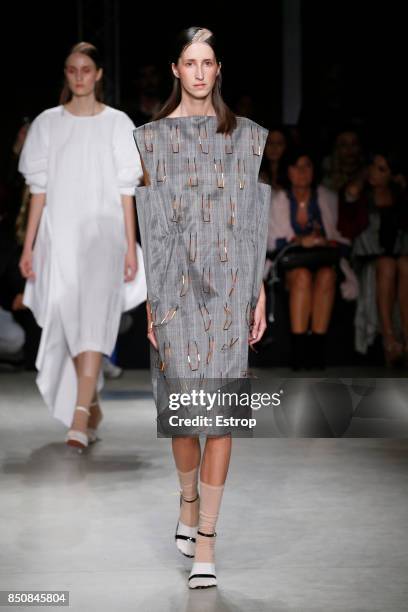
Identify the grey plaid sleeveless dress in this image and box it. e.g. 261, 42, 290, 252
133, 115, 270, 428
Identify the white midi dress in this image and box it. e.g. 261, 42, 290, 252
19, 105, 143, 426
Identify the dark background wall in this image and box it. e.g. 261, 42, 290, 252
1, 1, 407, 368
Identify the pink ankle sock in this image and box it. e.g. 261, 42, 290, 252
177, 467, 199, 526
195, 481, 224, 563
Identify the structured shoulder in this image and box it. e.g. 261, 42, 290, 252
133, 119, 157, 134
236, 116, 269, 138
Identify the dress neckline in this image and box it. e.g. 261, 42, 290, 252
162, 115, 217, 120
62, 104, 109, 119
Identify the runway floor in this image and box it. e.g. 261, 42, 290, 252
0, 370, 407, 612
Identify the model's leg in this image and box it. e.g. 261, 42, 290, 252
88, 390, 103, 428
287, 267, 313, 333
172, 436, 201, 527
286, 267, 313, 368
188, 434, 231, 588
376, 257, 401, 364
311, 267, 336, 333
397, 256, 408, 346
310, 266, 336, 368
87, 390, 103, 443
70, 351, 103, 434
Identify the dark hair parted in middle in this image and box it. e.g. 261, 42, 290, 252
284, 146, 321, 191
154, 27, 237, 134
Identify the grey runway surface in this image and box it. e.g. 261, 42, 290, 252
0, 370, 407, 612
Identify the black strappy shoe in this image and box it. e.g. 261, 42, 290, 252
188, 531, 217, 589
175, 493, 199, 558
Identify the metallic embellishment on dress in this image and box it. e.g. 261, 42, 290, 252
154, 353, 163, 370
223, 303, 232, 330
238, 159, 246, 189
221, 336, 239, 351
187, 340, 200, 371
154, 304, 179, 326
224, 133, 233, 154
154, 341, 171, 372
180, 269, 190, 297
228, 197, 236, 227
163, 341, 171, 370
170, 124, 180, 153
189, 232, 197, 262
144, 125, 154, 152
206, 335, 214, 364
201, 194, 211, 222
245, 302, 254, 328
199, 302, 212, 331
198, 124, 209, 154
214, 158, 225, 188
156, 159, 167, 183
148, 303, 158, 329
187, 157, 198, 187
171, 195, 183, 222
217, 233, 228, 262
240, 369, 252, 378
251, 125, 261, 156
228, 268, 239, 297
202, 267, 211, 294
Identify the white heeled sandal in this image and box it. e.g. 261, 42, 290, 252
87, 400, 103, 444
175, 493, 199, 558
65, 406, 90, 449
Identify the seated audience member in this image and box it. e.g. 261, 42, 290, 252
348, 150, 408, 366
268, 147, 350, 369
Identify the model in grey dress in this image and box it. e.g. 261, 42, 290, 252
134, 115, 271, 428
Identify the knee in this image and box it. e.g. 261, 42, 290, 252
290, 268, 312, 291
397, 256, 408, 277
376, 257, 396, 280
315, 266, 336, 290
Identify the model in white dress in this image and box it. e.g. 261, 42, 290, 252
18, 102, 143, 431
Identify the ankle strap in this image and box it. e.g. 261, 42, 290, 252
197, 530, 217, 538
181, 493, 199, 503
75, 406, 90, 416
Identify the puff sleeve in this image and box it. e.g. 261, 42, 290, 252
113, 111, 143, 195
18, 111, 50, 194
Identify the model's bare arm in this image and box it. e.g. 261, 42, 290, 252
121, 194, 138, 282
19, 192, 46, 279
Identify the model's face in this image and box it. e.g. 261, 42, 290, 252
172, 42, 220, 100
368, 155, 391, 188
288, 156, 314, 188
265, 130, 287, 162
336, 132, 360, 162
64, 52, 102, 98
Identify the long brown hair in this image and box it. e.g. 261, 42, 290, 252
59, 42, 104, 105
154, 27, 236, 134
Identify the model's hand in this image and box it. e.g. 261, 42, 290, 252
19, 249, 35, 280
124, 248, 138, 282
248, 284, 267, 346
301, 234, 326, 248
12, 293, 26, 311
